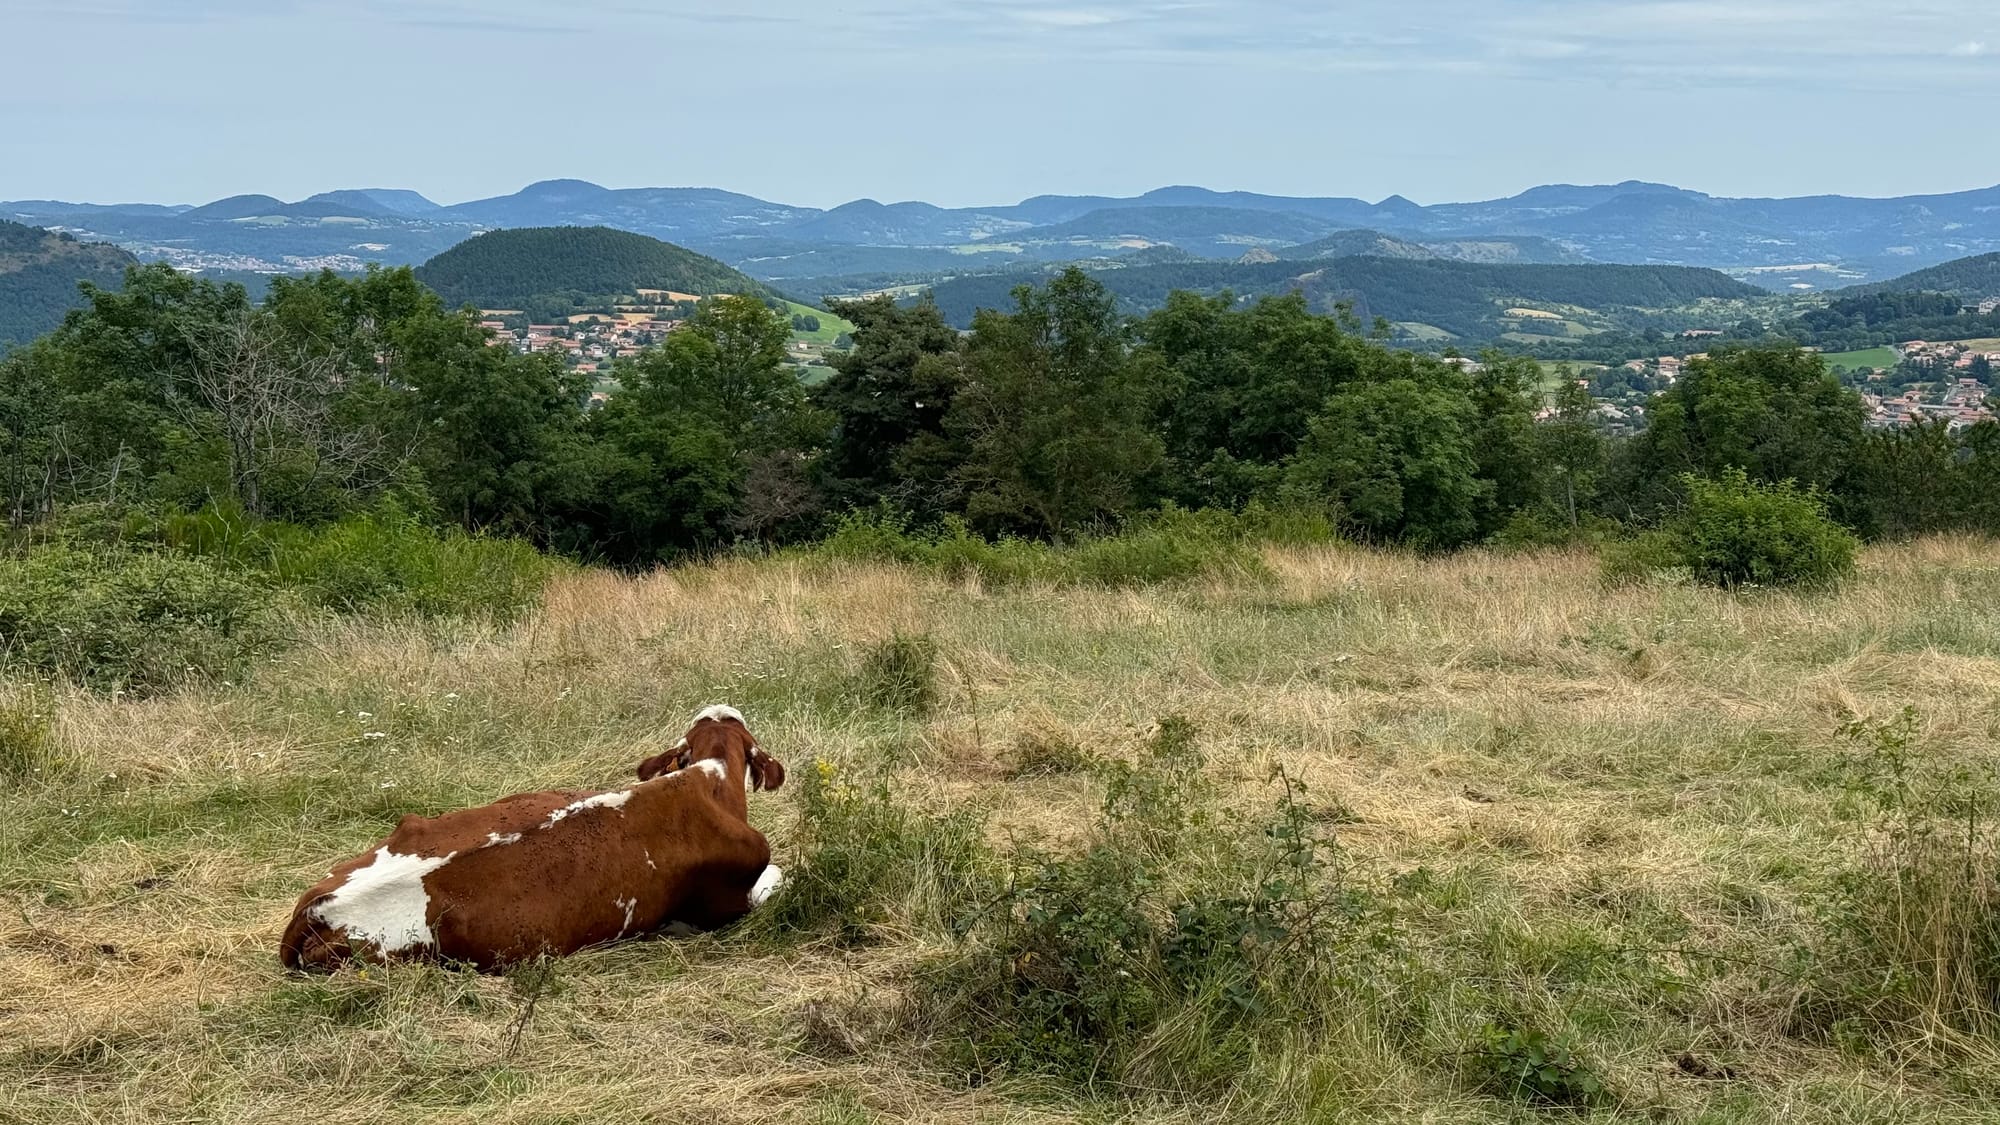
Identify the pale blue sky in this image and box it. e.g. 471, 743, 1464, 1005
3, 0, 1996, 207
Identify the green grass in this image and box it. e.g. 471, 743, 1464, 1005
782, 300, 858, 346
5, 538, 2000, 1122
1821, 345, 1899, 371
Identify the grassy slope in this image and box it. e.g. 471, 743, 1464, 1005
782, 299, 857, 345
1822, 345, 1900, 370
5, 541, 2000, 1122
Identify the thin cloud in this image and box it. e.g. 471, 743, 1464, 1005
1950, 40, 1987, 56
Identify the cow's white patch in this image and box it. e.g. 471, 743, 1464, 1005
483, 832, 522, 848
693, 703, 745, 726
693, 759, 726, 780
311, 847, 456, 953
749, 864, 785, 908
614, 895, 638, 937
643, 849, 657, 871
541, 789, 633, 828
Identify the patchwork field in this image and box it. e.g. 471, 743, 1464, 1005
5, 541, 2000, 1123
1821, 346, 1901, 371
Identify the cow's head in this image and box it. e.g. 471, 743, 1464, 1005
637, 704, 785, 792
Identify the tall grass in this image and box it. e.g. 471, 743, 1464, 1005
809, 505, 1335, 588
4, 538, 2000, 1123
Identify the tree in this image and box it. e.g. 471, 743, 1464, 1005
1612, 344, 1866, 522
1839, 419, 1964, 540
811, 294, 965, 515
1135, 291, 1368, 507
1466, 352, 1545, 536
1282, 377, 1485, 550
174, 308, 365, 518
946, 269, 1161, 538
1537, 375, 1606, 529
569, 295, 819, 560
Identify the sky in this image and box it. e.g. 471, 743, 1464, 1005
3, 0, 1998, 209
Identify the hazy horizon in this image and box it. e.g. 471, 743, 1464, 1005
5, 1, 1997, 209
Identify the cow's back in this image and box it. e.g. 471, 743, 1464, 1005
280, 773, 769, 971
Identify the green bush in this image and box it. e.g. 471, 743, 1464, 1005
1602, 469, 1856, 588
1798, 710, 2000, 1044
1466, 1023, 1607, 1107
915, 717, 1404, 1095
0, 546, 282, 693
811, 505, 1331, 589
747, 757, 989, 946
147, 503, 557, 621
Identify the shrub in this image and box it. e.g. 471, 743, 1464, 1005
747, 757, 989, 946
1605, 469, 1856, 588
1798, 710, 2000, 1043
855, 633, 937, 715
1466, 1023, 1607, 1107
148, 503, 557, 621
810, 505, 1325, 589
914, 717, 1404, 1095
0, 546, 282, 694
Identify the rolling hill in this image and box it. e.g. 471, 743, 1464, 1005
1837, 251, 2000, 299
12, 176, 2000, 289
0, 221, 137, 348
414, 226, 772, 311
920, 257, 1760, 342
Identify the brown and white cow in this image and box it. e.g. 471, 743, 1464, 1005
279, 704, 785, 972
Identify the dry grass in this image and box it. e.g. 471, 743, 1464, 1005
6, 539, 2000, 1122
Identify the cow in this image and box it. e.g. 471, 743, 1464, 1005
279, 704, 786, 972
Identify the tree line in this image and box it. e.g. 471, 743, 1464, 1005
1, 262, 1991, 562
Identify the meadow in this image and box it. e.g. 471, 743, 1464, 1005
4, 539, 1999, 1124
1820, 346, 1901, 372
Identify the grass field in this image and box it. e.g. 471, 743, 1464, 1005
783, 300, 858, 346
5, 541, 2000, 1122
1821, 346, 1900, 371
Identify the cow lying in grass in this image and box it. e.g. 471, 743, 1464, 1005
280, 705, 785, 972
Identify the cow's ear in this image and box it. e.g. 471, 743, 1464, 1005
638, 739, 690, 781
749, 747, 785, 792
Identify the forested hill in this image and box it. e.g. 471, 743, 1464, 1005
0, 221, 137, 348
920, 257, 1761, 340
414, 226, 771, 310
1838, 251, 2000, 299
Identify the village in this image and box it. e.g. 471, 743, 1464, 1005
477, 289, 844, 403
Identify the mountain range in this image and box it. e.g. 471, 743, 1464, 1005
10, 178, 2000, 291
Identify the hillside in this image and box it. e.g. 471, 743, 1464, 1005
1006, 205, 1339, 253
921, 257, 1760, 341
7, 540, 2000, 1123
415, 226, 771, 310
0, 221, 137, 347
1839, 251, 2000, 299
12, 177, 2000, 286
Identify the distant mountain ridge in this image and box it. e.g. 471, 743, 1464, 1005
8, 177, 2000, 288
918, 256, 1761, 342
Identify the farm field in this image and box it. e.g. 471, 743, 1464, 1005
5, 541, 2000, 1123
1821, 346, 1900, 371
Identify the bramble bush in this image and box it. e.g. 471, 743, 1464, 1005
811, 504, 1334, 588
147, 502, 558, 620
1602, 469, 1857, 588
912, 717, 1407, 1096
0, 546, 282, 694
745, 755, 988, 946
